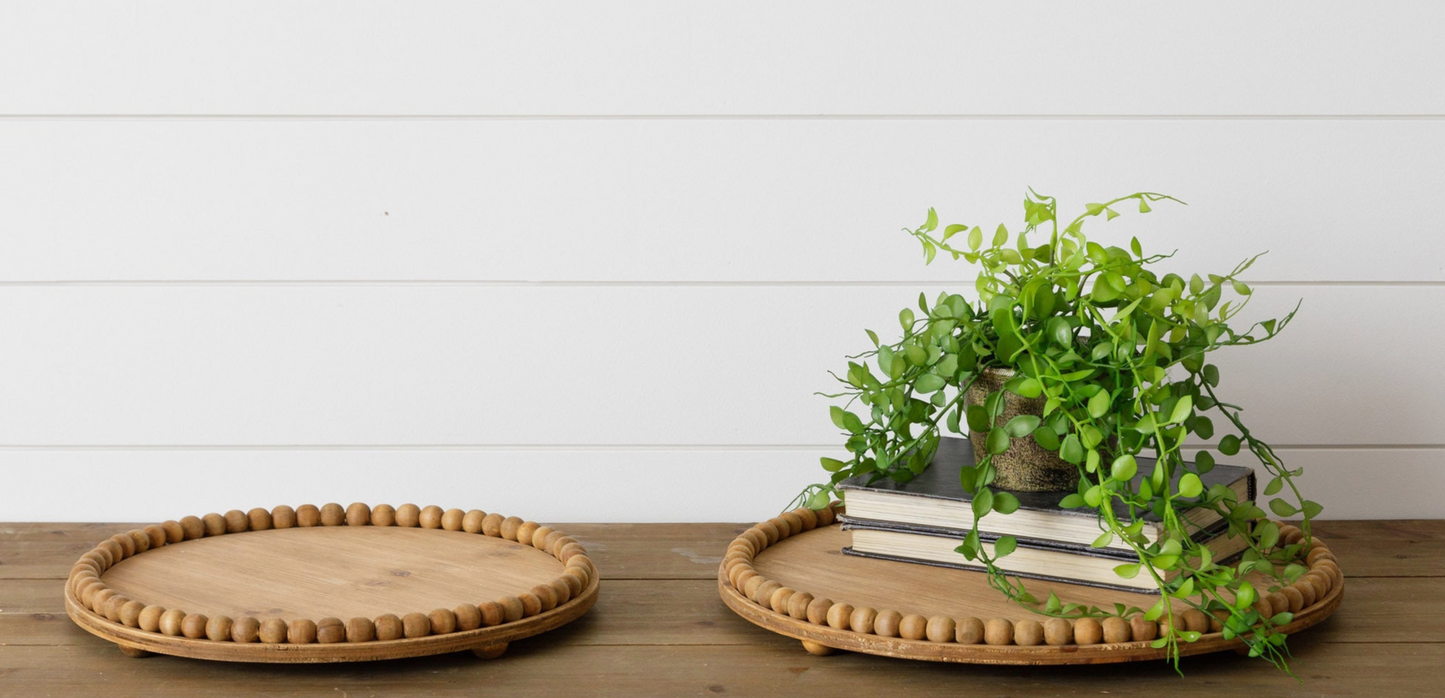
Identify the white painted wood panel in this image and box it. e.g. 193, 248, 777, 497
0, 285, 1431, 447
2, 119, 1442, 283
1, 2, 1441, 116
0, 447, 1433, 523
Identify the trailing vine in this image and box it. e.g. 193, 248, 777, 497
797, 190, 1318, 673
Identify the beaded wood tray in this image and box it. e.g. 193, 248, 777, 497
718, 504, 1344, 665
65, 503, 599, 662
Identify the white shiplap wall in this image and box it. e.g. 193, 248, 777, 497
2, 2, 1442, 522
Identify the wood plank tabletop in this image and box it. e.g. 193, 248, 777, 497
2, 520, 1441, 697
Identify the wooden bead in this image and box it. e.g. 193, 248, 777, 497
518, 592, 542, 617
874, 609, 903, 637
1101, 617, 1130, 643
206, 615, 233, 641
75, 577, 103, 601
815, 505, 836, 526
1307, 546, 1335, 565
111, 534, 136, 558
428, 608, 458, 634
1044, 618, 1073, 646
441, 508, 465, 531
549, 578, 572, 606
1282, 527, 1306, 546
84, 549, 111, 571
104, 594, 131, 621
395, 504, 421, 527
271, 505, 297, 529
478, 602, 505, 627
496, 596, 525, 623
956, 617, 985, 644
371, 504, 396, 526
543, 530, 567, 554
900, 614, 928, 641
231, 616, 261, 643
85, 586, 114, 611
320, 503, 345, 526
741, 528, 767, 551
801, 640, 835, 656
849, 606, 877, 634
559, 572, 584, 598
778, 512, 803, 537
768, 587, 795, 614
159, 609, 186, 636
755, 521, 780, 546
1265, 592, 1289, 618
127, 530, 152, 554
1182, 608, 1211, 633
1210, 609, 1229, 633
826, 603, 854, 630
559, 542, 587, 563
516, 521, 540, 544
463, 510, 488, 534
162, 520, 186, 543
751, 580, 781, 607
786, 592, 814, 620
346, 617, 375, 643
287, 618, 317, 644
742, 575, 765, 600
143, 524, 168, 549
247, 508, 273, 531
984, 618, 1014, 645
373, 614, 403, 641
402, 612, 431, 638
805, 597, 833, 625
481, 513, 504, 536
454, 604, 482, 631
317, 617, 346, 643
259, 618, 289, 644
180, 515, 206, 540
531, 584, 559, 612
1074, 617, 1103, 645
1318, 559, 1343, 585
296, 504, 321, 527
345, 502, 371, 527
138, 605, 166, 633
181, 613, 210, 639
224, 509, 249, 533
794, 507, 818, 531
119, 600, 146, 628
202, 513, 226, 536
1306, 571, 1332, 595
100, 539, 125, 563
418, 505, 445, 529
499, 516, 524, 540
1129, 616, 1158, 642
563, 565, 592, 590
926, 615, 956, 643
530, 525, 555, 548
1280, 586, 1305, 613
1014, 618, 1044, 646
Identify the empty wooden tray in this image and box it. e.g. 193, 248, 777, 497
65, 503, 599, 663
719, 504, 1344, 665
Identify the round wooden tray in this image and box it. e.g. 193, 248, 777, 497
65, 504, 599, 663
718, 504, 1344, 665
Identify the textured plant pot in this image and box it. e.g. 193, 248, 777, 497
964, 367, 1080, 492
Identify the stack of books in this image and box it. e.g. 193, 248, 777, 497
837, 436, 1255, 593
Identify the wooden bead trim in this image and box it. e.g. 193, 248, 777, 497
722, 507, 1343, 648
67, 503, 595, 645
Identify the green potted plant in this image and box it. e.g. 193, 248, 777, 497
801, 190, 1320, 672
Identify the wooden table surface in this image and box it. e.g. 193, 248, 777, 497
2, 520, 1441, 697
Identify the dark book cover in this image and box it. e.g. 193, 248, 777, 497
837, 436, 1255, 525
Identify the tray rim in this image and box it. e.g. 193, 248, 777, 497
717, 505, 1344, 665
65, 504, 600, 663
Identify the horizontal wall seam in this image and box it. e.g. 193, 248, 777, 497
0, 280, 1441, 288
0, 444, 1440, 452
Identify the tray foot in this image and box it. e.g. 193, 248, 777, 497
801, 641, 837, 656
119, 646, 154, 659
471, 643, 509, 659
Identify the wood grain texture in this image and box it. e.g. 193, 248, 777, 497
2, 521, 1441, 696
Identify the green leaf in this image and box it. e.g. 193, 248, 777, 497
967, 226, 983, 251
1013, 378, 1043, 399
1130, 236, 1142, 257
1302, 500, 1324, 519
943, 223, 966, 239
1178, 472, 1204, 498
1202, 364, 1220, 387
986, 427, 1011, 455
1032, 426, 1060, 451
1004, 415, 1041, 437
993, 534, 1017, 558
820, 457, 846, 472
1111, 454, 1138, 482
1091, 530, 1115, 548
1083, 484, 1103, 507
923, 208, 938, 231
992, 224, 1008, 247
1087, 390, 1110, 419
1059, 493, 1086, 508
1269, 499, 1299, 517
899, 308, 915, 331
973, 487, 994, 518
829, 406, 848, 430
1138, 199, 1152, 213
1263, 476, 1284, 496
1232, 280, 1252, 296
965, 404, 990, 433
1234, 582, 1256, 610
1114, 563, 1141, 579
993, 491, 1020, 514
1060, 435, 1084, 465
1169, 396, 1193, 425
905, 344, 928, 366
865, 329, 879, 347
1218, 434, 1241, 456
1194, 450, 1215, 474
915, 373, 946, 393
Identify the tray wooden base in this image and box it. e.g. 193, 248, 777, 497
65, 505, 599, 663
718, 507, 1344, 665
